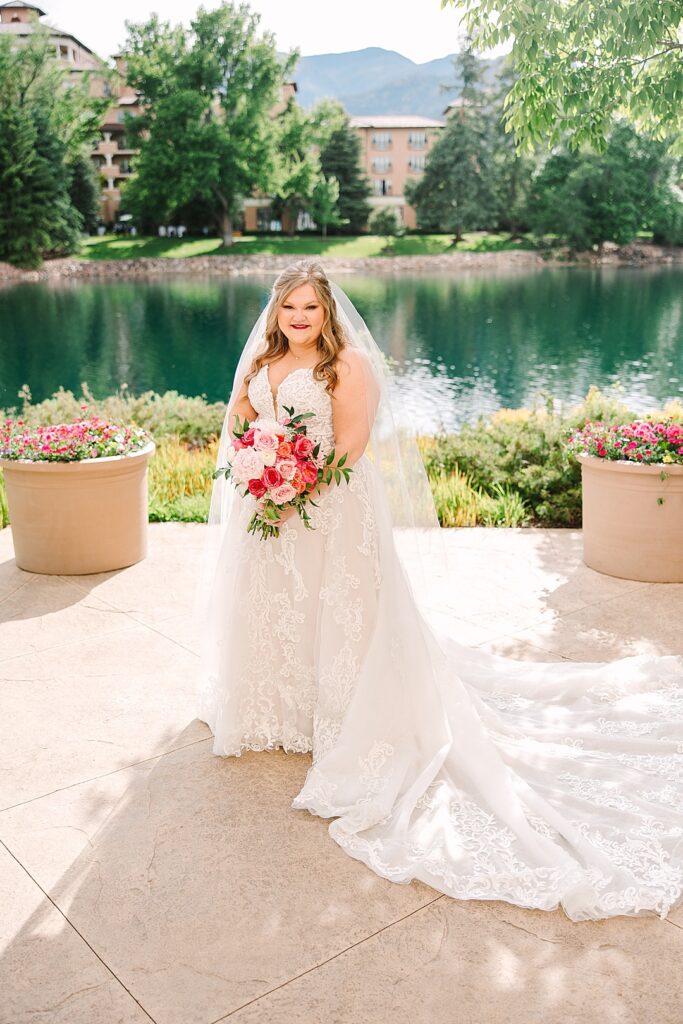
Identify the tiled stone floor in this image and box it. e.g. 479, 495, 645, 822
1, 523, 681, 1024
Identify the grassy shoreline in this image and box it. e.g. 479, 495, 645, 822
75, 232, 539, 262
2, 384, 681, 531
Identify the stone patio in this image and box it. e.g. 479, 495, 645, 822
1, 522, 682, 1024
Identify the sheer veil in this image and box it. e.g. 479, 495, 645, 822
192, 273, 444, 630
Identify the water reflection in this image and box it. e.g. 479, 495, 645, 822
0, 266, 681, 431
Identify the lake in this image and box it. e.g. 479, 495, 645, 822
1, 265, 681, 432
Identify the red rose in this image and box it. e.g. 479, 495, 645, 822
262, 466, 282, 488
293, 436, 314, 458
241, 427, 256, 446
248, 478, 267, 498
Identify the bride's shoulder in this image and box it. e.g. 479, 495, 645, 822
335, 346, 371, 380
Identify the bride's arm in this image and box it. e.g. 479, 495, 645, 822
330, 347, 377, 467
311, 348, 377, 503
227, 376, 257, 439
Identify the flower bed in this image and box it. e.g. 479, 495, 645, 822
565, 418, 683, 464
0, 414, 152, 461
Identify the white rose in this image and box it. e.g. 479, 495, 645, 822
261, 449, 277, 467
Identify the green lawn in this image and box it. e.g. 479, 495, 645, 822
76, 231, 539, 262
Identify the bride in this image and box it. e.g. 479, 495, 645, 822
193, 258, 683, 923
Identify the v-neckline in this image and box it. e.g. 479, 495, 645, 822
263, 363, 314, 414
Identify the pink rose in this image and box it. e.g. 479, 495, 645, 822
277, 458, 297, 481
293, 436, 314, 458
254, 429, 279, 452
271, 482, 297, 504
262, 465, 282, 489
241, 428, 256, 446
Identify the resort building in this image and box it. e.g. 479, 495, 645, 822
242, 114, 445, 232
0, 1, 144, 224
1, 3, 444, 232
349, 115, 445, 229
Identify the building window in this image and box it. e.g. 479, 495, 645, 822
371, 157, 392, 172
373, 179, 392, 196
408, 132, 427, 149
59, 44, 69, 59
371, 132, 392, 150
407, 155, 426, 172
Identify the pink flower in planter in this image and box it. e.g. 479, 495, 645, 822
0, 417, 153, 463
565, 417, 683, 466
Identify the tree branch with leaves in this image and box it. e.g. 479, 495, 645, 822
441, 0, 683, 154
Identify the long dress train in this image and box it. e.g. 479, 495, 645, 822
196, 363, 683, 922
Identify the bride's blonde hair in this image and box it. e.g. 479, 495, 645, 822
244, 258, 348, 394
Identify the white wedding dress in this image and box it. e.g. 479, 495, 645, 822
196, 363, 683, 922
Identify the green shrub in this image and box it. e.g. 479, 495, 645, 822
2, 383, 679, 529
1, 382, 226, 446
420, 385, 668, 527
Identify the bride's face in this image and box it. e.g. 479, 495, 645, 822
277, 284, 325, 347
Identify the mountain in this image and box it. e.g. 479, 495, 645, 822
287, 47, 507, 120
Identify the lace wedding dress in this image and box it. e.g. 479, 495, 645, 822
196, 363, 683, 922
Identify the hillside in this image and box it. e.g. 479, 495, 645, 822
288, 46, 507, 119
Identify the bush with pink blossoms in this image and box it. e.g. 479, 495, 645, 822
0, 413, 153, 462
565, 418, 683, 465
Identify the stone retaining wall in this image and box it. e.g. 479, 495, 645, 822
1, 242, 681, 282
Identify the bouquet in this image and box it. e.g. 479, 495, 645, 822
214, 405, 352, 539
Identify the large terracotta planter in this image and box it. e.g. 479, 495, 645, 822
0, 441, 156, 575
577, 453, 683, 582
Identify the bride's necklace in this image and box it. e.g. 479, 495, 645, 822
288, 343, 317, 364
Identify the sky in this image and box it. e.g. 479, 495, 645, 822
42, 0, 510, 64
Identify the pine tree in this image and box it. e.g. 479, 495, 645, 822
68, 153, 101, 234
407, 43, 500, 242
319, 120, 372, 234
0, 103, 80, 268
0, 28, 106, 267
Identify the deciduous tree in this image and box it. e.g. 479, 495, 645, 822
122, 2, 296, 245
441, 0, 683, 153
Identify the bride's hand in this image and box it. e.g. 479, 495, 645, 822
273, 504, 298, 525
